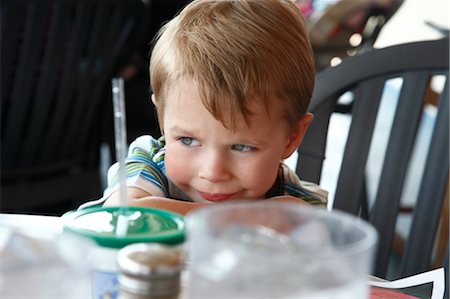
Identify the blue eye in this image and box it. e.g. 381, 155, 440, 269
232, 144, 255, 152
179, 137, 200, 147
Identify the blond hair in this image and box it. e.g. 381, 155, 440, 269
150, 0, 315, 132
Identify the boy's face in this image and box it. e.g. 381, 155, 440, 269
159, 78, 310, 203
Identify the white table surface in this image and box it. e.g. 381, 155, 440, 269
0, 213, 93, 298
1, 212, 62, 232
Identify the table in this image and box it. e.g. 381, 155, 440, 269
1, 213, 92, 298
2, 213, 405, 299
1, 212, 62, 233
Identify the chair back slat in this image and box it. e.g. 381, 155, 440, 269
60, 4, 111, 159
334, 77, 385, 214
370, 71, 430, 277
1, 3, 22, 112
76, 6, 134, 155
2, 4, 46, 167
401, 80, 449, 276
296, 96, 335, 183
41, 3, 94, 163
19, 3, 68, 166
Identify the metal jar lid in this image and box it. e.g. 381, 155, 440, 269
117, 243, 183, 297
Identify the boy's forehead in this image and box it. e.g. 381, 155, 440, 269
166, 77, 278, 120
172, 78, 283, 123
165, 88, 285, 137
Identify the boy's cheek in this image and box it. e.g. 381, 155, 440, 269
165, 150, 193, 184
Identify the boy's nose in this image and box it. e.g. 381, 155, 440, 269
199, 152, 231, 183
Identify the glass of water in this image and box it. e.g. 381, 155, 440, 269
185, 202, 378, 298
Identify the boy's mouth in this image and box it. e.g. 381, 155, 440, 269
197, 191, 237, 202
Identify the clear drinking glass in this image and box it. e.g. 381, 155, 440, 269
186, 202, 378, 298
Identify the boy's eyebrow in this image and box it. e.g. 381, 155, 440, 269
168, 125, 198, 136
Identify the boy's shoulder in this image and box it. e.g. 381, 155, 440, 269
129, 135, 166, 162
130, 135, 165, 151
281, 163, 328, 206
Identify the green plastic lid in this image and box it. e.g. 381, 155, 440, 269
62, 206, 185, 249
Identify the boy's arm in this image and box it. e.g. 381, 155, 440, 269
103, 187, 206, 215
266, 195, 309, 205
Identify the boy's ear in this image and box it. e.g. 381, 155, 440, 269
151, 94, 157, 106
282, 113, 314, 160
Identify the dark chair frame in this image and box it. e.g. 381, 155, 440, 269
297, 38, 449, 279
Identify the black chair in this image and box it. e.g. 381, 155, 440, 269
1, 1, 148, 215
296, 38, 449, 279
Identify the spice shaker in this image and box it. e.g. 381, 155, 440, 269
117, 243, 183, 299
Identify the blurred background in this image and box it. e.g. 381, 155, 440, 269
1, 0, 449, 216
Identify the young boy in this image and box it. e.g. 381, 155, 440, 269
84, 0, 327, 215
